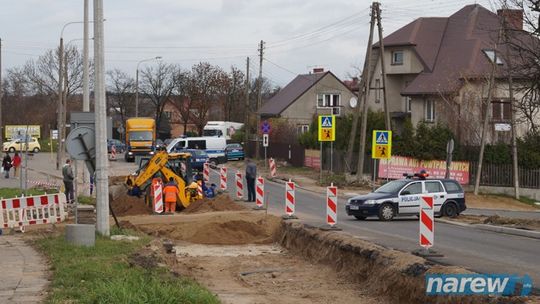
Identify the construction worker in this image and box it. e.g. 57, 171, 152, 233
163, 177, 178, 213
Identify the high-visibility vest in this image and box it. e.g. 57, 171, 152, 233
163, 185, 178, 203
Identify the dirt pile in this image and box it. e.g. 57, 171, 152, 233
183, 194, 247, 214
276, 221, 528, 304
134, 212, 281, 245
110, 191, 152, 216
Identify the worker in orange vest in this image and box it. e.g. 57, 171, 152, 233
163, 177, 178, 213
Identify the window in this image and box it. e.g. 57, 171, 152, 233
405, 97, 412, 112
392, 50, 404, 65
482, 50, 504, 65
187, 140, 206, 149
425, 99, 435, 122
296, 124, 309, 134
164, 111, 172, 119
404, 81, 411, 112
491, 100, 512, 121
425, 181, 443, 193
443, 181, 462, 193
401, 182, 422, 195
317, 93, 340, 108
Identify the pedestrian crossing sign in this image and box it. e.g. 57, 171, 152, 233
372, 130, 392, 159
318, 115, 335, 142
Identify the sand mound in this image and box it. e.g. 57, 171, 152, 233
111, 191, 153, 216
183, 194, 247, 214
134, 212, 281, 245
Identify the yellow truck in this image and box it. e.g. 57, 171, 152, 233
125, 118, 156, 162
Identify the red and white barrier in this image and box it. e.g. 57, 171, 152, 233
109, 145, 117, 161
269, 158, 277, 177
326, 183, 338, 227
28, 180, 60, 188
203, 162, 209, 183
235, 171, 243, 200
197, 182, 203, 199
0, 193, 66, 231
419, 196, 434, 249
285, 180, 295, 216
220, 167, 228, 191
256, 176, 264, 208
153, 180, 163, 214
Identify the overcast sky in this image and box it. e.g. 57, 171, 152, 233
2, 0, 496, 87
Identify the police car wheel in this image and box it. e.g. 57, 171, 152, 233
378, 203, 395, 221
442, 202, 458, 218
354, 215, 366, 220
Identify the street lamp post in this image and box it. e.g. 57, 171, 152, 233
135, 56, 162, 117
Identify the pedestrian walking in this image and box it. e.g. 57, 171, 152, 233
163, 177, 179, 213
12, 152, 22, 179
62, 159, 75, 204
2, 153, 12, 179
245, 158, 257, 202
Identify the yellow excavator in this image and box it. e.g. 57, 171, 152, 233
125, 150, 200, 210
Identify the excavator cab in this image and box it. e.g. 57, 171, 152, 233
125, 151, 199, 210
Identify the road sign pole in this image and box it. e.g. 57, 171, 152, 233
264, 147, 267, 169
330, 141, 333, 174
319, 141, 323, 184
372, 159, 377, 191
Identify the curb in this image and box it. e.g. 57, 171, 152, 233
436, 218, 540, 240
267, 177, 361, 198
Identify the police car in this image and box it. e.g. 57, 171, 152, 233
345, 172, 466, 221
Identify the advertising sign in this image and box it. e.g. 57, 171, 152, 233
5, 125, 41, 139
378, 156, 470, 184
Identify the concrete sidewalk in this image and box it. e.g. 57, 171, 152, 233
0, 235, 48, 303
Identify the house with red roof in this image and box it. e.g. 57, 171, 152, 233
259, 69, 357, 134
365, 4, 538, 144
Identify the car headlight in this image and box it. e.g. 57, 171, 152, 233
364, 200, 377, 205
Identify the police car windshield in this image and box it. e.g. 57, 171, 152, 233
374, 180, 410, 194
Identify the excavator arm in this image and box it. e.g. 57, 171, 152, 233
125, 150, 193, 208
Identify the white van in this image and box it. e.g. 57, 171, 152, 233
166, 136, 227, 164
203, 121, 244, 141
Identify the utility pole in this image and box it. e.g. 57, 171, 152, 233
255, 40, 264, 160
94, 0, 109, 236
0, 38, 3, 148
474, 30, 501, 195
82, 0, 90, 192
503, 18, 520, 199
356, 5, 377, 181
346, 6, 376, 170
83, 0, 90, 112
56, 38, 64, 170
375, 2, 391, 130
243, 57, 250, 155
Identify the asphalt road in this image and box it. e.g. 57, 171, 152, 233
210, 169, 540, 291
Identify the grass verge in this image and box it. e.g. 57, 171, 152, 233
0, 187, 55, 198
35, 234, 219, 304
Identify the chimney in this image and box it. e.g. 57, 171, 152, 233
497, 8, 523, 30
312, 67, 324, 74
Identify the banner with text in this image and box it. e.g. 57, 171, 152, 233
378, 156, 470, 184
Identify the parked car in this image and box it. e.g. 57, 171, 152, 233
3, 137, 41, 153
107, 139, 126, 153
167, 136, 227, 165
155, 139, 165, 151
345, 172, 466, 221
181, 149, 209, 171
225, 143, 244, 161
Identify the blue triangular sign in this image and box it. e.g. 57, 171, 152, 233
376, 132, 388, 144
321, 117, 332, 128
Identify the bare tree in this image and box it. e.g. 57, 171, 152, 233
22, 45, 84, 101
106, 69, 135, 124
139, 62, 176, 134
224, 66, 245, 122
184, 62, 228, 135
171, 69, 193, 135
